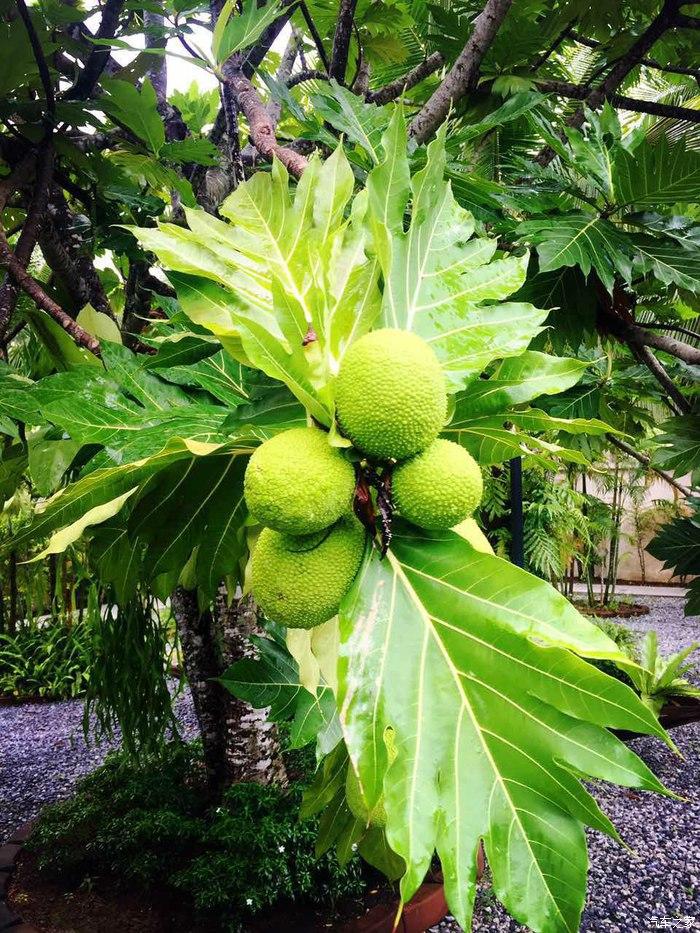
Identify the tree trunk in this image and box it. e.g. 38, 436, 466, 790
171, 585, 287, 796
171, 585, 229, 796
8, 550, 18, 634
217, 590, 288, 787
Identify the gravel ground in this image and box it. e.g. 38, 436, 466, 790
1, 597, 698, 930
0, 683, 198, 844
430, 596, 700, 932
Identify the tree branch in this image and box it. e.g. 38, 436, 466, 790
535, 79, 700, 122
605, 434, 691, 496
409, 0, 513, 144
367, 52, 445, 105
633, 343, 691, 414
674, 12, 700, 28
64, 0, 126, 100
287, 68, 328, 89
298, 0, 330, 73
225, 70, 309, 178
0, 239, 101, 355
329, 0, 358, 82
16, 0, 56, 121
536, 0, 681, 166
40, 187, 117, 322
531, 21, 575, 71
210, 0, 245, 189
570, 29, 699, 78
639, 322, 699, 342
631, 325, 700, 366
0, 145, 54, 340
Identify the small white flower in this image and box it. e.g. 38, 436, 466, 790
351, 843, 358, 852
246, 898, 253, 906
278, 845, 285, 853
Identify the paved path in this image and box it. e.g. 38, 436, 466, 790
0, 686, 197, 844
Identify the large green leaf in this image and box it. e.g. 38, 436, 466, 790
631, 235, 700, 293
212, 0, 282, 64
133, 148, 381, 423
652, 415, 700, 485
101, 79, 165, 154
0, 443, 28, 502
444, 416, 591, 468
154, 349, 250, 407
612, 137, 700, 210
337, 526, 669, 932
27, 431, 82, 496
445, 352, 611, 466
5, 437, 233, 557
455, 352, 589, 416
221, 633, 340, 752
311, 82, 391, 165
368, 114, 545, 389
24, 364, 230, 464
516, 214, 634, 292
127, 450, 248, 597
646, 505, 700, 581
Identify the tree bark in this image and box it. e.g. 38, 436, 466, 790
534, 79, 700, 122
39, 189, 116, 321
172, 586, 287, 795
171, 586, 230, 796
409, 0, 513, 143
0, 144, 54, 338
329, 0, 359, 83
367, 52, 444, 105
225, 70, 309, 178
217, 591, 288, 786
64, 0, 126, 100
8, 551, 18, 635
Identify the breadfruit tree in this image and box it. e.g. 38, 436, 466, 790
4, 115, 676, 933
2, 0, 698, 929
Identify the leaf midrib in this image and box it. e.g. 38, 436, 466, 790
388, 553, 571, 930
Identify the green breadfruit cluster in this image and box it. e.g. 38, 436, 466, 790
251, 517, 365, 629
244, 427, 355, 535
335, 329, 447, 461
245, 427, 364, 629
246, 330, 485, 628
335, 329, 483, 530
392, 439, 483, 531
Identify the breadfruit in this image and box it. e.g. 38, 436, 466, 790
251, 515, 366, 629
346, 767, 387, 828
244, 427, 355, 535
335, 329, 447, 461
392, 439, 483, 530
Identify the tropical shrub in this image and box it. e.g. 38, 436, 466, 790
626, 631, 700, 716
0, 616, 92, 699
29, 741, 366, 929
647, 496, 700, 616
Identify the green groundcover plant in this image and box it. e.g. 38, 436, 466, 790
0, 617, 92, 699
5, 116, 682, 933
29, 740, 366, 930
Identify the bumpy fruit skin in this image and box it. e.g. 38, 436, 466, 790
244, 427, 355, 535
346, 767, 387, 828
392, 439, 483, 530
335, 329, 447, 461
251, 516, 366, 629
